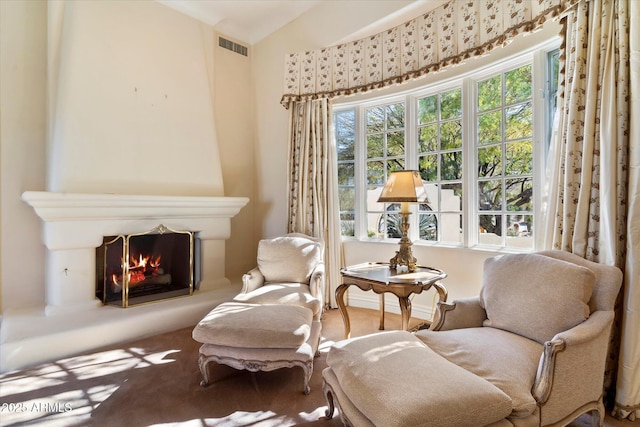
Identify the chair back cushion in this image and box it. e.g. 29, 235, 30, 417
258, 235, 322, 284
536, 250, 622, 312
480, 253, 594, 344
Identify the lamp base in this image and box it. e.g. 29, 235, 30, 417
389, 211, 417, 272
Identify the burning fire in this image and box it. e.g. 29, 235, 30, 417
111, 252, 165, 291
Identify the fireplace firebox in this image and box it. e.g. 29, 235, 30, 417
96, 224, 195, 307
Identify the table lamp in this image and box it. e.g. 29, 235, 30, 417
377, 170, 428, 272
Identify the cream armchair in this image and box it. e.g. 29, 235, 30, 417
419, 250, 622, 426
233, 233, 325, 320
323, 251, 622, 427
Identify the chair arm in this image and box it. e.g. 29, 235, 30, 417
240, 267, 265, 294
309, 262, 325, 308
430, 296, 487, 331
532, 310, 614, 422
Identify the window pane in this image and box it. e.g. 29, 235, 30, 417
441, 213, 462, 243
387, 131, 405, 156
418, 125, 437, 152
506, 214, 533, 249
337, 136, 354, 161
478, 145, 503, 178
338, 163, 354, 186
441, 183, 462, 212
478, 111, 502, 145
367, 205, 383, 238
339, 187, 355, 210
441, 89, 462, 119
340, 211, 355, 237
335, 110, 355, 161
419, 213, 437, 241
419, 154, 438, 182
378, 204, 401, 239
477, 75, 501, 111
478, 180, 502, 210
418, 95, 438, 124
387, 158, 405, 173
505, 140, 533, 175
479, 214, 502, 238
505, 102, 533, 140
387, 103, 405, 129
505, 65, 532, 105
506, 178, 533, 211
367, 134, 384, 158
367, 161, 384, 185
366, 106, 384, 132
440, 120, 462, 150
441, 151, 462, 180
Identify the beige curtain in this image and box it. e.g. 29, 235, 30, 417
287, 99, 342, 308
543, 0, 638, 419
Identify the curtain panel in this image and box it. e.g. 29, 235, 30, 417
286, 99, 342, 308
281, 0, 578, 108
543, 0, 638, 419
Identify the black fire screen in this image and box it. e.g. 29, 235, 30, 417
96, 225, 194, 307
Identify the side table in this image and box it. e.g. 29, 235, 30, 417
337, 262, 447, 339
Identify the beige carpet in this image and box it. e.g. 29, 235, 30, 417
0, 307, 635, 427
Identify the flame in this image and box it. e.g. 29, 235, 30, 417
112, 252, 163, 288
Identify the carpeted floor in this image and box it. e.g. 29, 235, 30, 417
0, 307, 636, 426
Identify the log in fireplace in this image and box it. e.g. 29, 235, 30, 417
96, 224, 196, 307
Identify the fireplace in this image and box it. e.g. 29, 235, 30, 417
96, 224, 196, 307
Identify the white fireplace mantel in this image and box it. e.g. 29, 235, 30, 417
22, 191, 249, 249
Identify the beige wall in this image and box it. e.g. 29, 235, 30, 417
0, 0, 48, 313
213, 34, 257, 281
49, 1, 224, 196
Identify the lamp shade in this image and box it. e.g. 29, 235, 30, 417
377, 170, 428, 203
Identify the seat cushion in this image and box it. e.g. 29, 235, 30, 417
415, 327, 543, 418
257, 235, 321, 283
192, 302, 312, 349
326, 331, 513, 427
233, 283, 321, 317
480, 253, 594, 344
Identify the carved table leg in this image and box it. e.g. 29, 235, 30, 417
379, 294, 385, 330
336, 283, 351, 339
399, 297, 412, 331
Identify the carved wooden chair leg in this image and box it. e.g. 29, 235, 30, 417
198, 356, 212, 387
302, 362, 313, 395
323, 384, 335, 419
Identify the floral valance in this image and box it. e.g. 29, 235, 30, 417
281, 0, 578, 108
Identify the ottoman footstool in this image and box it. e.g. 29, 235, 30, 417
192, 302, 322, 394
323, 331, 513, 427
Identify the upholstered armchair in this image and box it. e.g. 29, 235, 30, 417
233, 233, 325, 320
323, 251, 622, 427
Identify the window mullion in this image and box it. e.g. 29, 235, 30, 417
533, 48, 548, 251
355, 105, 367, 240
405, 94, 420, 240
462, 78, 475, 248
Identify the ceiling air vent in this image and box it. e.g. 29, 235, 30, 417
219, 37, 248, 57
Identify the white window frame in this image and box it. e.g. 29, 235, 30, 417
334, 38, 561, 252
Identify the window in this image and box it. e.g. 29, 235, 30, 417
335, 44, 559, 251
476, 64, 534, 249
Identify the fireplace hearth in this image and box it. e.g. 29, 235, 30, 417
97, 224, 196, 307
